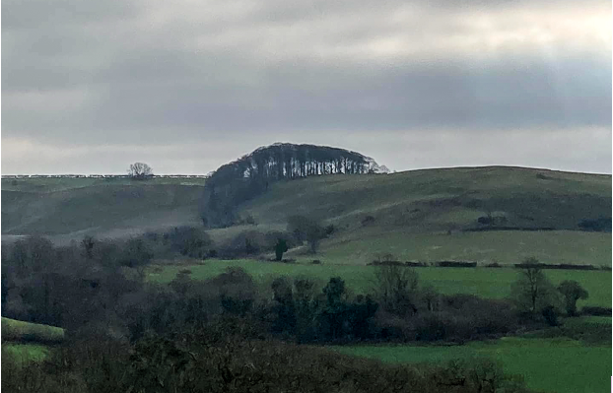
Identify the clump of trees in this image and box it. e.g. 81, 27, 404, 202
510, 258, 560, 323
200, 143, 382, 227
509, 257, 591, 323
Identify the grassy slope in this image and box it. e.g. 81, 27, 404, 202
1, 317, 65, 343
2, 167, 610, 264
336, 334, 611, 393
147, 260, 612, 308
236, 166, 611, 266
1, 178, 205, 239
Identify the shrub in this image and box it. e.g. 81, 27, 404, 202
581, 306, 612, 316
167, 226, 213, 259
361, 215, 376, 226
557, 280, 588, 316
578, 216, 612, 232
119, 238, 153, 268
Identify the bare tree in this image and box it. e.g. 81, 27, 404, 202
128, 162, 153, 180
511, 257, 558, 316
372, 264, 420, 316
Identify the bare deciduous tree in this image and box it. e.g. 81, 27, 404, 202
373, 264, 420, 316
128, 162, 153, 180
511, 257, 558, 316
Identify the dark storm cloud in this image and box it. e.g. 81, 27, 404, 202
2, 0, 611, 173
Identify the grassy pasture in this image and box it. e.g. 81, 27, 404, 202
1, 176, 206, 193
335, 334, 611, 393
240, 166, 611, 232
147, 259, 612, 308
2, 317, 65, 343
1, 343, 51, 363
3, 167, 609, 265
296, 229, 613, 266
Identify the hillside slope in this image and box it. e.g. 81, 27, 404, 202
239, 166, 610, 230
2, 167, 610, 265
236, 166, 611, 265
1, 181, 204, 241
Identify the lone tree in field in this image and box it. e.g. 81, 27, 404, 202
128, 162, 153, 180
511, 257, 558, 316
557, 280, 589, 316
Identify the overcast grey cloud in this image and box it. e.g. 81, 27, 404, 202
2, 0, 611, 174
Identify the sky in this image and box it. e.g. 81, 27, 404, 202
2, 0, 612, 175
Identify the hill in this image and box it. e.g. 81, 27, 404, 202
2, 166, 610, 265
1, 177, 205, 242
234, 166, 611, 265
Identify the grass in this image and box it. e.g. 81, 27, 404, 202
3, 167, 610, 266
2, 183, 204, 237
334, 336, 611, 393
1, 176, 206, 193
240, 166, 610, 232
147, 259, 612, 308
1, 343, 51, 363
308, 229, 612, 266
2, 317, 65, 343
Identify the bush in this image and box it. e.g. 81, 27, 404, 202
119, 238, 153, 268
578, 216, 612, 232
167, 226, 213, 259
581, 306, 612, 316
361, 215, 376, 226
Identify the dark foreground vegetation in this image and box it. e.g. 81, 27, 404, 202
3, 332, 534, 393
2, 235, 606, 392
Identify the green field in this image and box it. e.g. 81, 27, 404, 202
2, 343, 51, 363
335, 335, 611, 393
297, 229, 612, 266
1, 176, 207, 193
2, 317, 65, 343
2, 183, 204, 238
147, 259, 612, 308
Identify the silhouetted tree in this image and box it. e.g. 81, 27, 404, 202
128, 162, 153, 180
81, 236, 95, 259
274, 239, 288, 261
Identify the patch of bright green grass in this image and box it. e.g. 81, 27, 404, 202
147, 260, 611, 307
335, 337, 611, 393
2, 317, 65, 343
2, 343, 50, 363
